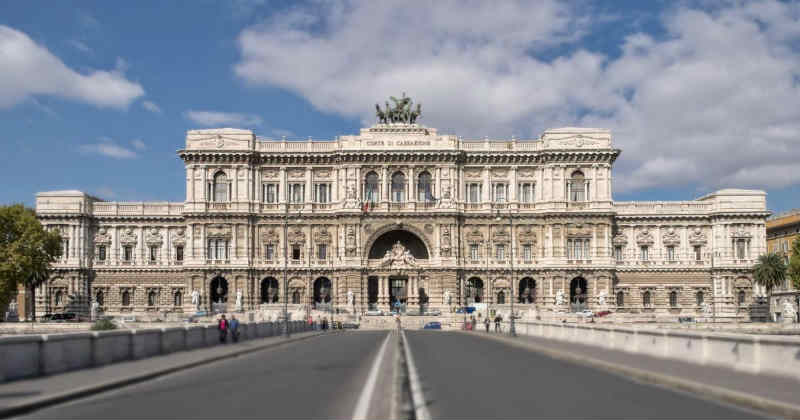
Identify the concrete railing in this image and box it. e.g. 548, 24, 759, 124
0, 320, 309, 382
509, 321, 800, 380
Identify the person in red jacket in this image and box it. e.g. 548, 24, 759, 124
218, 314, 229, 343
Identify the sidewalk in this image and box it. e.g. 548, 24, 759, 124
472, 330, 800, 419
0, 331, 323, 418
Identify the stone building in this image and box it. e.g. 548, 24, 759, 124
34, 122, 771, 321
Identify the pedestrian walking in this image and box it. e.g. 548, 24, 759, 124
218, 314, 229, 343
471, 316, 476, 331
230, 315, 240, 343
322, 317, 328, 331
484, 316, 490, 332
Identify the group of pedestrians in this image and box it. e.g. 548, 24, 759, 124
307, 315, 331, 331
480, 314, 503, 333
217, 314, 240, 343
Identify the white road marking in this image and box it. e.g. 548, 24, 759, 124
401, 330, 431, 420
352, 331, 391, 420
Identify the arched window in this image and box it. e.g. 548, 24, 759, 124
391, 172, 406, 202
122, 290, 131, 306
364, 172, 379, 203
669, 290, 678, 307
174, 291, 182, 306
148, 291, 157, 307
417, 171, 433, 202
54, 290, 63, 306
569, 170, 586, 202
96, 290, 104, 306
696, 291, 704, 306
616, 291, 624, 307
213, 171, 229, 202
737, 290, 746, 305
497, 291, 506, 304
292, 290, 301, 304
643, 291, 652, 307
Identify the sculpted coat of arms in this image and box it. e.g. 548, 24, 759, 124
380, 241, 417, 267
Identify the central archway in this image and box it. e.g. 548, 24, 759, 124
368, 230, 429, 259
210, 276, 228, 304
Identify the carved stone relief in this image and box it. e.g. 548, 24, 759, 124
119, 228, 138, 245
636, 229, 655, 246
688, 227, 707, 245
662, 228, 681, 246
94, 228, 111, 244
145, 228, 163, 246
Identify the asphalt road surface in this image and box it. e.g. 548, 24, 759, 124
18, 330, 767, 419
20, 331, 396, 419
404, 331, 765, 419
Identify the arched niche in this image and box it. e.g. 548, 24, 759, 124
368, 229, 430, 259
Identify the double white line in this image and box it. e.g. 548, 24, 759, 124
352, 330, 430, 420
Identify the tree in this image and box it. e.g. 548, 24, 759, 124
787, 237, 800, 290
0, 204, 62, 320
752, 252, 786, 293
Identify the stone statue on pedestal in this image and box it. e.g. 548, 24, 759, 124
347, 289, 354, 307
555, 290, 565, 306
597, 290, 607, 306
235, 289, 243, 312
91, 300, 99, 321
191, 289, 200, 311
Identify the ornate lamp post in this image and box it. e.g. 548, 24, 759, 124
496, 209, 516, 337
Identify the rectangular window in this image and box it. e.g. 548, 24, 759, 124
523, 244, 532, 261
640, 246, 649, 261
570, 182, 586, 202
667, 246, 675, 262
694, 245, 702, 261
149, 246, 158, 262
494, 183, 506, 203
263, 184, 278, 203
518, 183, 533, 203
265, 244, 274, 260
97, 245, 106, 261
470, 244, 479, 260
317, 244, 327, 260
292, 245, 301, 260
467, 183, 482, 203
207, 239, 228, 260
568, 239, 589, 260
736, 240, 746, 259
123, 245, 132, 262
614, 246, 623, 262
290, 183, 305, 203
495, 244, 505, 260
314, 183, 331, 203
175, 246, 184, 261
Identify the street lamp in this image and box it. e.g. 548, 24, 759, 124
283, 207, 303, 338
496, 209, 517, 337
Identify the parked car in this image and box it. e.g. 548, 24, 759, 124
577, 309, 594, 318
424, 310, 442, 316
365, 309, 383, 316
341, 322, 359, 329
423, 321, 442, 329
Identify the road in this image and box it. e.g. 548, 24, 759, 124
19, 330, 765, 419
404, 331, 764, 419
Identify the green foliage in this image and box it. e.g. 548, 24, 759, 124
90, 318, 117, 331
787, 237, 800, 290
753, 252, 786, 292
0, 204, 62, 309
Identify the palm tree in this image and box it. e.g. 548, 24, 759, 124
753, 253, 786, 292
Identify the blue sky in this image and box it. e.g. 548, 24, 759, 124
2, 1, 799, 212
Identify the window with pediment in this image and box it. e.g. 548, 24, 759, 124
568, 170, 587, 202
518, 182, 534, 203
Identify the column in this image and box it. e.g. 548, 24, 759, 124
511, 166, 517, 204
382, 167, 388, 202
279, 168, 287, 203
409, 166, 415, 202
305, 167, 312, 205
482, 167, 490, 203
232, 223, 238, 259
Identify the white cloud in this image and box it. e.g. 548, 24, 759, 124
79, 138, 138, 159
131, 139, 146, 151
0, 25, 144, 109
66, 39, 91, 53
233, 0, 800, 194
184, 110, 263, 127
141, 100, 161, 113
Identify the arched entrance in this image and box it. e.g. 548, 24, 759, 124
389, 276, 408, 311
466, 277, 484, 304
570, 277, 588, 312
368, 230, 429, 260
261, 277, 279, 304
313, 277, 332, 309
519, 278, 536, 304
210, 276, 228, 311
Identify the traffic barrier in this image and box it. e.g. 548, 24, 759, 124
513, 321, 800, 380
0, 320, 312, 383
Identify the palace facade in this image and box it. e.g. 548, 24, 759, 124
34, 123, 771, 321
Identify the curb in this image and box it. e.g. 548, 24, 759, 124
467, 331, 800, 419
0, 331, 325, 419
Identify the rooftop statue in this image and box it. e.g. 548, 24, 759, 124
376, 93, 421, 124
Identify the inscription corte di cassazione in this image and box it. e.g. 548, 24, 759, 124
366, 140, 431, 147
